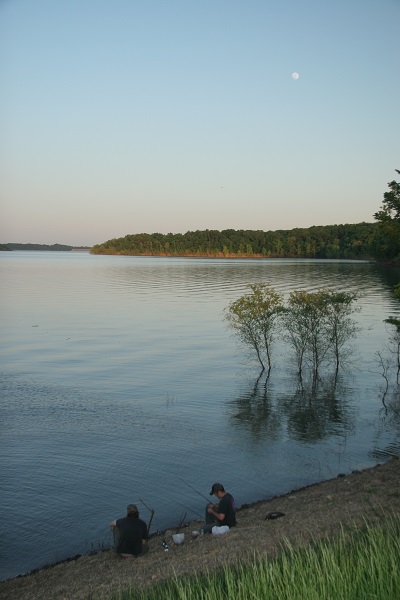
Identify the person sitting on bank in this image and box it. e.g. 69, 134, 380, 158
109, 504, 149, 557
204, 482, 237, 532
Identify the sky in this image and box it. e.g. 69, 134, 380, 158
1, 0, 399, 246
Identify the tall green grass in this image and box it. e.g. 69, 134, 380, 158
115, 517, 400, 600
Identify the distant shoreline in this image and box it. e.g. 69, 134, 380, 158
0, 244, 91, 252
89, 252, 373, 261
1, 246, 374, 260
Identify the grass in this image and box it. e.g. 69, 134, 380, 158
115, 517, 400, 600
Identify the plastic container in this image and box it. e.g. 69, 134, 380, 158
172, 533, 185, 544
211, 525, 230, 535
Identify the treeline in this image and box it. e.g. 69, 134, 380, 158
91, 222, 382, 259
2, 243, 76, 251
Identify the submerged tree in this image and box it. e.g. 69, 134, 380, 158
381, 272, 400, 385
284, 289, 359, 379
384, 316, 400, 384
284, 290, 330, 378
379, 282, 400, 385
226, 284, 360, 380
322, 290, 360, 375
225, 284, 284, 373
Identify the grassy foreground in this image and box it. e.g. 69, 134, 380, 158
117, 518, 400, 600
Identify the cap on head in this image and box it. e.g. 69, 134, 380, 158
127, 504, 138, 516
210, 483, 225, 495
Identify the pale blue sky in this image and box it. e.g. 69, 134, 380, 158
1, 0, 399, 246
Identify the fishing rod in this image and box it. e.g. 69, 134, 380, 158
139, 497, 155, 534
176, 512, 187, 532
177, 476, 211, 503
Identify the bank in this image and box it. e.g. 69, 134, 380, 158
1, 458, 399, 600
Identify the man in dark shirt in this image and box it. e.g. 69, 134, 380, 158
109, 504, 149, 557
205, 482, 236, 532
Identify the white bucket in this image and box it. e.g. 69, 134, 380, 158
172, 533, 185, 544
212, 525, 230, 535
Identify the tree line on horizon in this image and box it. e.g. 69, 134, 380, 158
0, 243, 89, 251
91, 222, 383, 260
90, 170, 400, 260
2, 171, 398, 260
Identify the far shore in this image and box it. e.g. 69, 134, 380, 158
90, 252, 374, 261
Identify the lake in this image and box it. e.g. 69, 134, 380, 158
1, 252, 400, 580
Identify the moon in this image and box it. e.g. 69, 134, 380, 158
292, 72, 299, 80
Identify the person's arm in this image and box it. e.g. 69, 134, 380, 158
207, 505, 225, 521
109, 520, 117, 529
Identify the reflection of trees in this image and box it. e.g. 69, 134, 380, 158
227, 376, 281, 441
370, 386, 400, 462
281, 375, 355, 443
227, 373, 356, 444
388, 388, 400, 421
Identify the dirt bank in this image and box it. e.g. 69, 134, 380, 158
1, 458, 399, 600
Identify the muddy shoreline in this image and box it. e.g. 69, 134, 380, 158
1, 457, 399, 600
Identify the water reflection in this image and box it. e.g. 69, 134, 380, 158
387, 387, 400, 421
281, 374, 356, 442
228, 372, 356, 444
371, 385, 400, 461
227, 375, 281, 441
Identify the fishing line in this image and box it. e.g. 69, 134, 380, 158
177, 476, 212, 503
176, 500, 204, 520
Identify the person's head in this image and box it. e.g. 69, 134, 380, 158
126, 504, 139, 517
210, 483, 225, 498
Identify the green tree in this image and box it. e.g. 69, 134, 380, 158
225, 284, 284, 373
90, 223, 380, 258
322, 290, 360, 375
284, 290, 359, 378
374, 170, 400, 259
284, 290, 331, 378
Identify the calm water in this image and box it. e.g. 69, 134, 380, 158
1, 252, 400, 580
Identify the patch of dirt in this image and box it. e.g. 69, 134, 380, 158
1, 458, 399, 600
